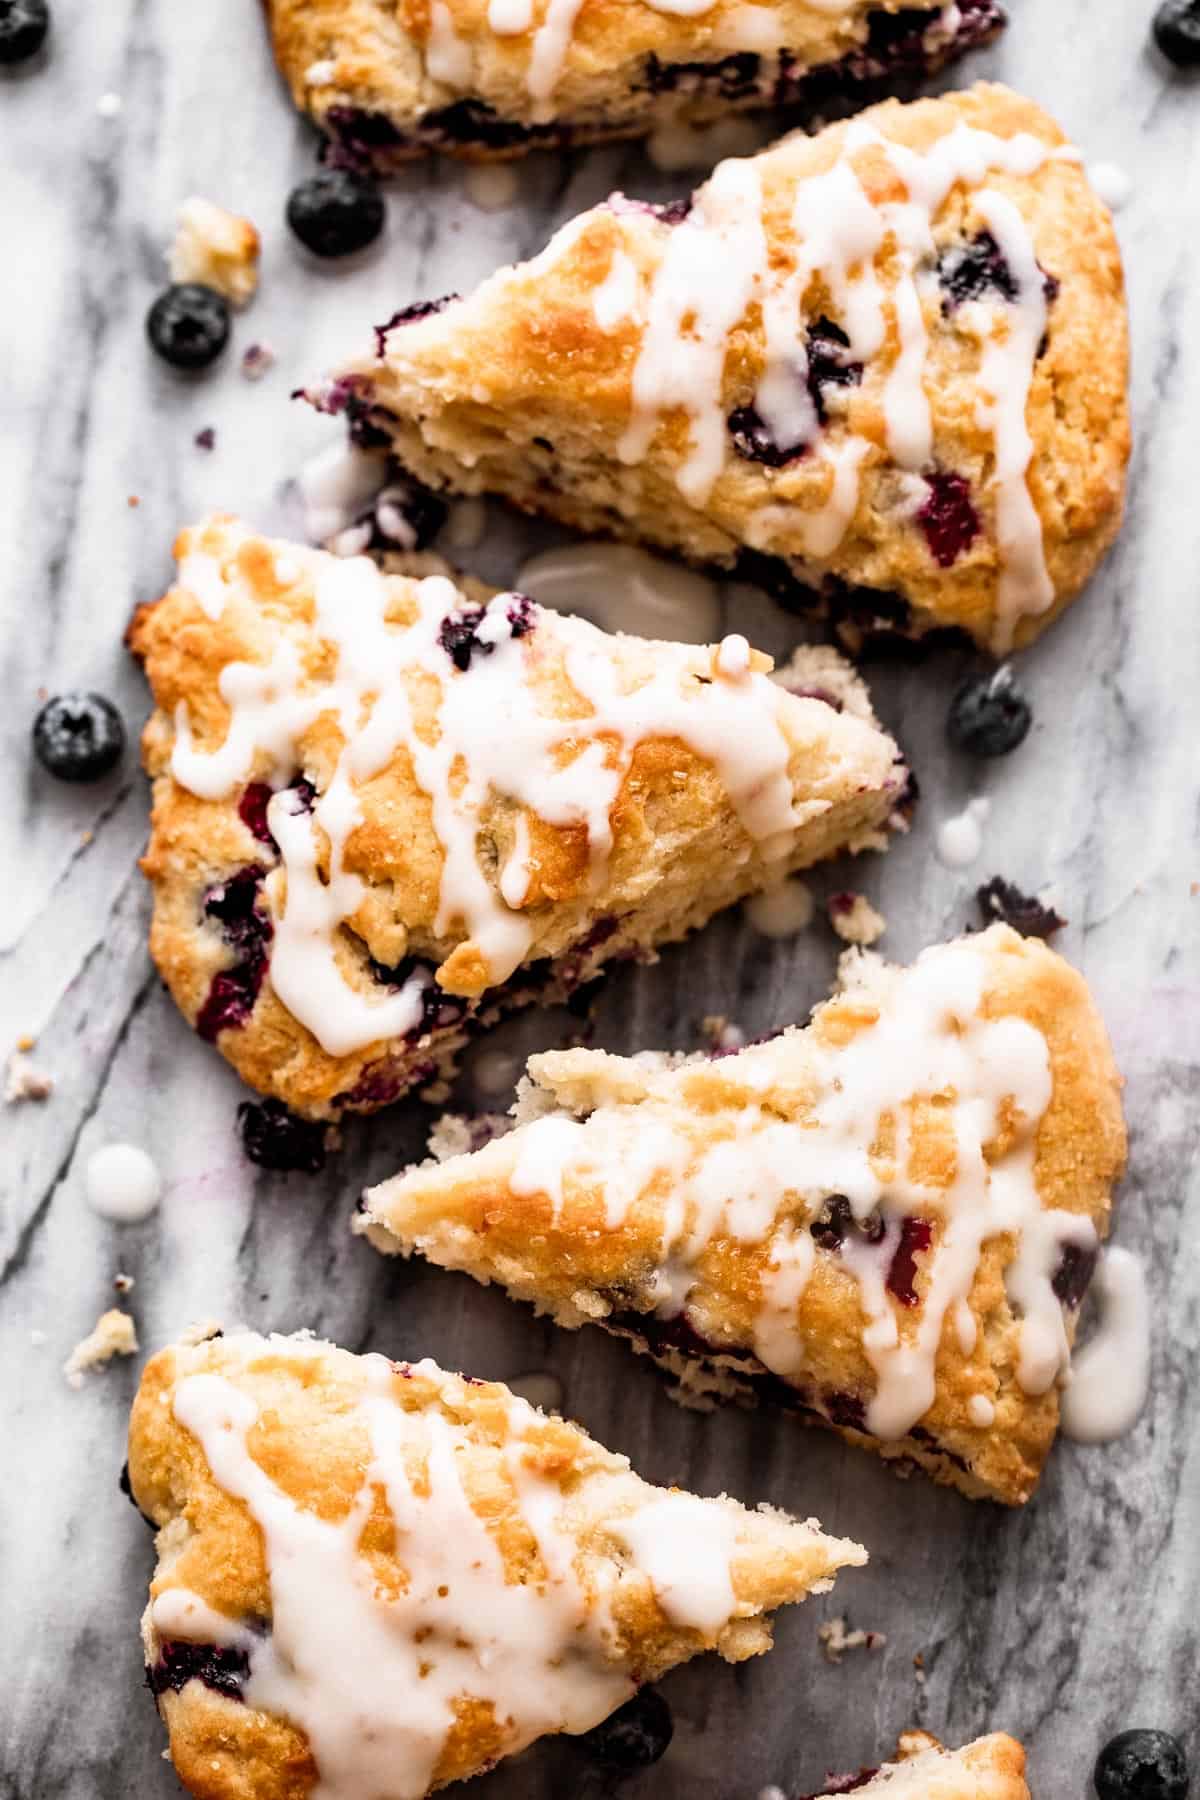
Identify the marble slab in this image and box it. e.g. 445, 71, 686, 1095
2, 2, 1199, 1797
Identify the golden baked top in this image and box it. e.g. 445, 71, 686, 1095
326, 84, 1129, 652
264, 0, 1003, 163
129, 514, 902, 1117
362, 924, 1127, 1503
129, 1331, 866, 1799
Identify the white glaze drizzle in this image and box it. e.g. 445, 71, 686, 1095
159, 1352, 755, 1796
611, 119, 1061, 646
427, 0, 473, 86
168, 533, 812, 1058
435, 936, 1092, 1439
1059, 1248, 1150, 1443
935, 795, 990, 868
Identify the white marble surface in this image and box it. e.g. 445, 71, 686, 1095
2, 4, 1199, 1798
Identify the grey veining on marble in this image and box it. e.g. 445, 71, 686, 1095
2, 3, 1199, 1797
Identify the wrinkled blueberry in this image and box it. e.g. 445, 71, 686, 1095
1052, 1241, 1098, 1309
728, 404, 802, 468
811, 1195, 853, 1250
578, 1689, 674, 1770
976, 876, 1065, 939
0, 0, 48, 64
32, 691, 125, 782
237, 1099, 328, 1174
938, 230, 1021, 309
1153, 0, 1200, 67
947, 666, 1032, 757
323, 104, 405, 168
419, 98, 549, 151
371, 474, 447, 551
438, 596, 537, 671
374, 295, 459, 356
146, 284, 230, 371
287, 170, 385, 258
148, 1641, 251, 1703
729, 318, 861, 466
197, 869, 272, 1041
918, 470, 980, 567
886, 1216, 932, 1306
1094, 1731, 1189, 1800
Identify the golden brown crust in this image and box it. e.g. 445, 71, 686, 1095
363, 925, 1127, 1504
264, 0, 997, 164
129, 1332, 866, 1799
331, 85, 1130, 652
132, 515, 902, 1119
824, 1732, 1029, 1799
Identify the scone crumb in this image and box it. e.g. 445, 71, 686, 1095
828, 892, 887, 947
64, 1309, 138, 1389
701, 1015, 745, 1054
5, 1051, 54, 1103
818, 1614, 887, 1663
113, 1271, 135, 1295
168, 197, 261, 308
241, 341, 277, 381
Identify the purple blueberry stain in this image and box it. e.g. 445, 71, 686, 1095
373, 294, 459, 357
886, 1216, 933, 1307
917, 470, 980, 567
438, 596, 538, 672
237, 1099, 329, 1174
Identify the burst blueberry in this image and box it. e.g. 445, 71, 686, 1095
1094, 1730, 1189, 1800
918, 471, 980, 567
976, 876, 1065, 938
947, 666, 1032, 757
287, 170, 385, 258
148, 1642, 251, 1703
146, 283, 231, 370
0, 0, 49, 63
33, 691, 125, 782
578, 1689, 674, 1770
237, 1099, 329, 1173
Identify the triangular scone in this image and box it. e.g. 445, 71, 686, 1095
129, 515, 905, 1120
315, 84, 1129, 654
810, 1732, 1029, 1800
128, 1332, 865, 1800
361, 924, 1127, 1504
267, 0, 1003, 169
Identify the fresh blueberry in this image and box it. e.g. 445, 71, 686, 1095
237, 1099, 329, 1174
286, 170, 385, 258
197, 868, 273, 1041
578, 1689, 674, 1771
976, 876, 1065, 939
0, 0, 48, 63
1094, 1730, 1189, 1800
947, 666, 1032, 757
32, 691, 125, 781
146, 283, 231, 371
938, 230, 1020, 309
1153, 0, 1200, 66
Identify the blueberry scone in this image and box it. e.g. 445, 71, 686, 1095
808, 1732, 1029, 1800
128, 1331, 866, 1800
314, 84, 1130, 654
267, 0, 1004, 169
360, 924, 1127, 1504
128, 515, 906, 1120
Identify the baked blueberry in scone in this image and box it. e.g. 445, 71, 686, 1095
360, 924, 1127, 1505
266, 0, 1004, 170
312, 84, 1130, 655
127, 515, 907, 1121
806, 1731, 1030, 1800
128, 1332, 867, 1800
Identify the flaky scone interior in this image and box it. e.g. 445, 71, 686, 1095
266, 0, 1003, 169
809, 1731, 1029, 1800
314, 83, 1129, 654
128, 1331, 866, 1800
128, 514, 905, 1120
362, 924, 1127, 1504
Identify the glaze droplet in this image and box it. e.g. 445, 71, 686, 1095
85, 1144, 162, 1222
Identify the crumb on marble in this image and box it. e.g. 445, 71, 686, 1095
16, 1033, 35, 1052
178, 1318, 225, 1347
194, 427, 216, 452
64, 1309, 138, 1389
5, 1051, 54, 1104
169, 197, 261, 308
701, 1014, 745, 1053
113, 1271, 135, 1295
828, 892, 886, 947
30, 1329, 47, 1347
818, 1615, 887, 1664
241, 341, 277, 381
